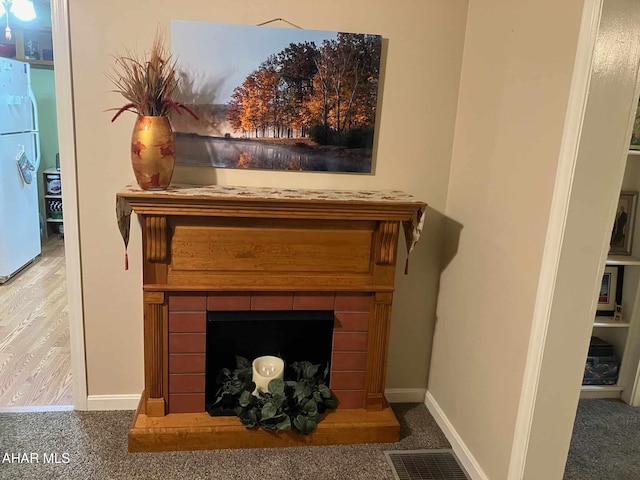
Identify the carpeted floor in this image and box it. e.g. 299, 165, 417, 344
2, 399, 634, 479
0, 404, 449, 480
564, 399, 640, 480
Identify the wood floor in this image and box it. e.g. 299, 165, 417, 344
0, 236, 72, 408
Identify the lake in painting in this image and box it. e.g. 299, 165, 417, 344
171, 20, 382, 173
175, 134, 372, 172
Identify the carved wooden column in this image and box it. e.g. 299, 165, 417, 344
144, 291, 167, 416
366, 221, 400, 410
365, 292, 394, 410
142, 215, 169, 417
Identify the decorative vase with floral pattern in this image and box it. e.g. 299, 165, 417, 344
130, 116, 175, 190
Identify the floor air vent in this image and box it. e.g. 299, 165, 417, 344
384, 450, 469, 480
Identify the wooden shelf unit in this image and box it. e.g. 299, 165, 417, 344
1, 26, 53, 67
594, 317, 631, 328
607, 255, 640, 266
580, 384, 625, 399
581, 149, 640, 403
43, 168, 63, 237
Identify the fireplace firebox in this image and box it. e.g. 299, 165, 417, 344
205, 310, 335, 413
117, 184, 426, 452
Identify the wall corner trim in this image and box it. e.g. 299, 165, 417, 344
51, 0, 88, 412
424, 391, 490, 480
87, 394, 141, 411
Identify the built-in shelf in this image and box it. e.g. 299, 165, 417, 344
594, 317, 631, 327
581, 384, 624, 392
580, 384, 624, 399
606, 255, 640, 266
628, 149, 640, 156
1, 26, 54, 68
43, 168, 62, 237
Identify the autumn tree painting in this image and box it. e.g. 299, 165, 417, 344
227, 34, 381, 148
171, 21, 382, 173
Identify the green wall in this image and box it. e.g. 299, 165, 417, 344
31, 66, 59, 234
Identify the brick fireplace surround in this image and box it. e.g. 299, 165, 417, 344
169, 291, 372, 414
117, 184, 426, 452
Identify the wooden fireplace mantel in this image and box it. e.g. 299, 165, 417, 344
116, 184, 426, 452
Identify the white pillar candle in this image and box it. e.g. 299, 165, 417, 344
252, 356, 284, 395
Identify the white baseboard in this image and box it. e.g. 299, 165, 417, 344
385, 388, 427, 403
0, 405, 74, 413
425, 391, 489, 480
86, 390, 423, 409
87, 394, 141, 411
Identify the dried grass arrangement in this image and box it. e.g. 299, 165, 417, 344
106, 30, 197, 122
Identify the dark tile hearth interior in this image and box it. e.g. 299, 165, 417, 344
205, 310, 335, 411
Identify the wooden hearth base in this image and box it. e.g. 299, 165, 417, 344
128, 396, 400, 452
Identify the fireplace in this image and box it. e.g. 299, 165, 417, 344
117, 184, 426, 452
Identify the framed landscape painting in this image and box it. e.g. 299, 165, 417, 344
170, 20, 382, 173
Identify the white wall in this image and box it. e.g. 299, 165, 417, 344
428, 0, 585, 478
521, 1, 640, 478
67, 0, 468, 398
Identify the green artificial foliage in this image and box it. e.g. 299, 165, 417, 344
210, 356, 338, 435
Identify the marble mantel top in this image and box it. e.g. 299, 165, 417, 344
117, 183, 426, 207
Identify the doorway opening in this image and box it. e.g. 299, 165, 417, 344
0, 0, 73, 411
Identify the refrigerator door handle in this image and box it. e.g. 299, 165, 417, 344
33, 130, 41, 171
28, 88, 41, 171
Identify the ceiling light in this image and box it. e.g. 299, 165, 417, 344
1, 0, 37, 41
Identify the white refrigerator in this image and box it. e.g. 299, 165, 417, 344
0, 58, 41, 283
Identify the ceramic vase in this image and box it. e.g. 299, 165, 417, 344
130, 116, 175, 190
